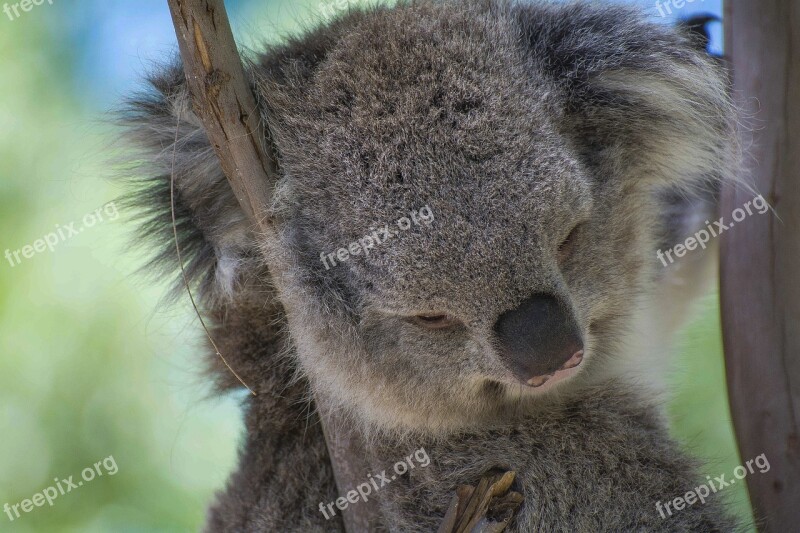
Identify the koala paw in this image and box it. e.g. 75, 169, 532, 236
438, 471, 524, 533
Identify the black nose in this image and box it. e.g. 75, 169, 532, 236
493, 293, 584, 384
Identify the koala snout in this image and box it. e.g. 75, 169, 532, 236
493, 293, 584, 387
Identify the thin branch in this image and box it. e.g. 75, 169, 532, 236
167, 0, 276, 233
164, 2, 379, 531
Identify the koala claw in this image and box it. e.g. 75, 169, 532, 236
438, 471, 524, 533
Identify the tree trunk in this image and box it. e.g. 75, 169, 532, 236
722, 1, 800, 530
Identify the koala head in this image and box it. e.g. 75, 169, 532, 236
123, 1, 736, 435
255, 1, 735, 434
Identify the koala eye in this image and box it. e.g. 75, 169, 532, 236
557, 223, 583, 262
409, 314, 460, 330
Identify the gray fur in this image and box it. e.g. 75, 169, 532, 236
118, 1, 739, 530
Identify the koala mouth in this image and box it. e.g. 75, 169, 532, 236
524, 350, 584, 390
488, 349, 586, 398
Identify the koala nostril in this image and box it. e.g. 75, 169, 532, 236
560, 350, 584, 370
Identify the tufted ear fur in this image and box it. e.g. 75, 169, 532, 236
118, 61, 258, 302
514, 2, 737, 193
117, 6, 372, 303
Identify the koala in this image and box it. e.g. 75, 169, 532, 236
119, 0, 740, 531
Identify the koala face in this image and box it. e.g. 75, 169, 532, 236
172, 0, 732, 435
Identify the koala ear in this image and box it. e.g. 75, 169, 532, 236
515, 3, 737, 191
575, 63, 736, 191
118, 61, 261, 300
118, 16, 357, 301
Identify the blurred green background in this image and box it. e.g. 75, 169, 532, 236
0, 0, 749, 531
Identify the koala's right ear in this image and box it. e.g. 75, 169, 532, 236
515, 3, 737, 193
118, 61, 265, 300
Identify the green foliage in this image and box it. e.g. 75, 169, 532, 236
668, 295, 755, 531
0, 8, 241, 532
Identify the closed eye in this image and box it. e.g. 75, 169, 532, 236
409, 314, 461, 330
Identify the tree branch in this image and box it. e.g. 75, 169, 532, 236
167, 0, 276, 232
165, 1, 379, 531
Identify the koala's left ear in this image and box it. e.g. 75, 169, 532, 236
515, 3, 738, 191
118, 62, 262, 301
